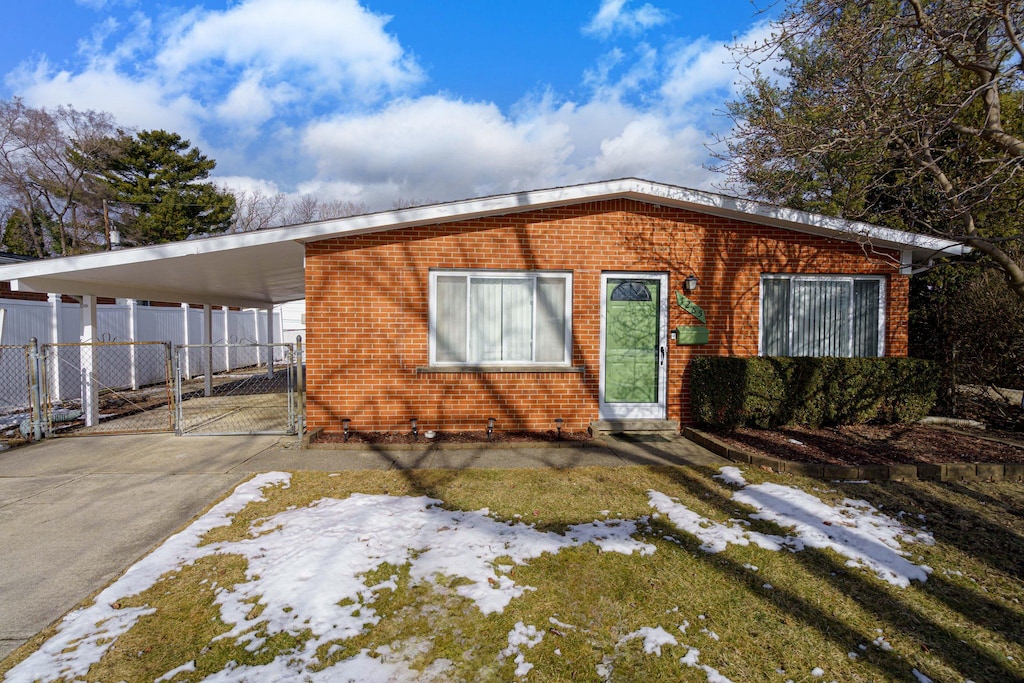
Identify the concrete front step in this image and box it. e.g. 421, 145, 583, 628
590, 419, 679, 435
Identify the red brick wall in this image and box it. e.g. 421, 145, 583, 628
305, 199, 907, 435
0, 282, 52, 302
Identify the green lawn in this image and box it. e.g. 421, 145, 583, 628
3, 465, 1022, 682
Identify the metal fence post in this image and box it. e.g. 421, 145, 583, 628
172, 344, 183, 435
164, 342, 175, 433
27, 338, 44, 441
294, 336, 304, 435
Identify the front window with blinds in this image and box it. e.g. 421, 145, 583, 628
429, 271, 572, 365
761, 275, 885, 357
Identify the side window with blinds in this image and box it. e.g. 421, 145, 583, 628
760, 275, 885, 357
430, 270, 573, 366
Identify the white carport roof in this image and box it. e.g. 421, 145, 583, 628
0, 178, 967, 308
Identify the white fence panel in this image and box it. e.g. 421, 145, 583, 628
95, 305, 133, 389
98, 305, 131, 342
137, 306, 185, 346
228, 311, 260, 368
1, 300, 53, 345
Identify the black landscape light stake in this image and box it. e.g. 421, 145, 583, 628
410, 417, 418, 439
342, 418, 351, 442
554, 417, 564, 439
487, 417, 496, 440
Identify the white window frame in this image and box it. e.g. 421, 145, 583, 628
428, 269, 573, 367
759, 274, 887, 357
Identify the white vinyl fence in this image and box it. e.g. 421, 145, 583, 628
0, 297, 286, 405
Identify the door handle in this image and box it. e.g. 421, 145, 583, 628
660, 345, 665, 366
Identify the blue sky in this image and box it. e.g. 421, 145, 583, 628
2, 0, 779, 209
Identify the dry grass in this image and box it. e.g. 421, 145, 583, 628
3, 466, 1022, 682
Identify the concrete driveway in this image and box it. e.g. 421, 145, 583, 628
0, 433, 289, 661
0, 431, 725, 663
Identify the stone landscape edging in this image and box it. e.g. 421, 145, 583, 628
682, 427, 1024, 483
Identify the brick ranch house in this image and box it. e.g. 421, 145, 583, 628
0, 179, 965, 437
303, 179, 964, 436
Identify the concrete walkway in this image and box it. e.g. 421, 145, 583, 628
0, 432, 727, 662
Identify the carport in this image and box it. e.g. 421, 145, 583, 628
0, 227, 313, 436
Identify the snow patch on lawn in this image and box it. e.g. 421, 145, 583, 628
500, 622, 545, 677
652, 467, 934, 588
621, 626, 678, 655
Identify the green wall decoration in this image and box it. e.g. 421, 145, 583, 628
675, 292, 706, 324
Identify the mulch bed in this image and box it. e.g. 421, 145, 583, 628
708, 424, 1024, 467
315, 429, 592, 445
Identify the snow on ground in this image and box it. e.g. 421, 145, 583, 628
500, 622, 545, 677
656, 466, 935, 588
5, 466, 940, 682
621, 626, 678, 655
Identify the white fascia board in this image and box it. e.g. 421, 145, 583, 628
10, 277, 275, 309
289, 178, 968, 259
609, 180, 969, 258
0, 231, 305, 281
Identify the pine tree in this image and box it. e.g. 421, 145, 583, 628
98, 130, 236, 246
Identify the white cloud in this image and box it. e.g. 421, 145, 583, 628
583, 43, 660, 102
583, 0, 669, 39
302, 96, 573, 205
214, 71, 297, 128
214, 176, 283, 196
298, 85, 719, 208
6, 59, 204, 141
661, 22, 777, 109
590, 117, 709, 186
155, 0, 422, 102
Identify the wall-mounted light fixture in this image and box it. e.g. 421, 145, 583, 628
410, 417, 418, 438
683, 274, 700, 292
487, 417, 496, 440
342, 418, 351, 442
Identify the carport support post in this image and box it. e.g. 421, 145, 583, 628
223, 306, 232, 372
128, 299, 139, 390
266, 305, 274, 379
203, 304, 213, 398
80, 295, 99, 427
48, 294, 63, 401
180, 303, 192, 378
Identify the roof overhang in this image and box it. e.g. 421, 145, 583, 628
0, 178, 968, 307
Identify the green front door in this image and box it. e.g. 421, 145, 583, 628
600, 274, 667, 419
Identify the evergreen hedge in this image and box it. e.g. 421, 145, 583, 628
690, 356, 938, 429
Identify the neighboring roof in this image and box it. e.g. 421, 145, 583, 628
0, 178, 967, 308
0, 252, 37, 265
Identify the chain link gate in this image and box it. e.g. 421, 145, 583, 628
0, 344, 35, 441
174, 343, 301, 436
40, 341, 175, 436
